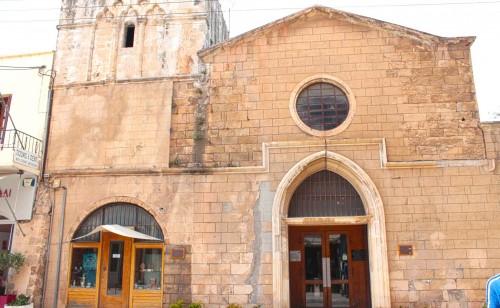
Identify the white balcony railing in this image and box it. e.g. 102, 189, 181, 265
0, 129, 43, 175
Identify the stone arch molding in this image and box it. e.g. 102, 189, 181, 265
272, 151, 391, 307
66, 196, 167, 242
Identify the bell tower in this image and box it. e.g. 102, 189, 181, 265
55, 0, 228, 84
44, 2, 227, 305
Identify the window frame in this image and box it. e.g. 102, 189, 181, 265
290, 75, 356, 137
68, 243, 101, 290
123, 23, 135, 48
131, 243, 164, 293
67, 242, 101, 308
0, 95, 12, 144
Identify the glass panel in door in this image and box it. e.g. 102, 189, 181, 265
304, 235, 324, 307
329, 234, 349, 308
289, 226, 370, 308
107, 241, 124, 295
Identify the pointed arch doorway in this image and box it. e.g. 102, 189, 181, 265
272, 152, 391, 307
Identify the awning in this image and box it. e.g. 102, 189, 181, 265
72, 224, 162, 241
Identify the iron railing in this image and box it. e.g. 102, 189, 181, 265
0, 129, 43, 158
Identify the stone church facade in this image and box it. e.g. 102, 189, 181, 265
14, 0, 500, 307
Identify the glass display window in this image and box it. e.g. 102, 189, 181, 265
69, 246, 98, 289
133, 246, 163, 290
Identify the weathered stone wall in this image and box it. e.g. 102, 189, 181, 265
55, 0, 226, 84
41, 140, 500, 307
33, 3, 500, 308
40, 172, 272, 307
47, 81, 174, 171
481, 122, 500, 160
384, 165, 499, 306
204, 0, 229, 48
10, 183, 52, 307
187, 8, 483, 168
265, 142, 499, 307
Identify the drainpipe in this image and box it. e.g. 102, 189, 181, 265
40, 67, 56, 177
40, 83, 55, 307
40, 186, 56, 307
40, 88, 53, 177
52, 186, 67, 308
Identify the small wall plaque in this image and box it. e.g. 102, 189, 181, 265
352, 249, 367, 261
290, 250, 301, 262
171, 247, 186, 259
399, 245, 413, 256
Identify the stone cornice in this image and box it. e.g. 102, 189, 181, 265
57, 13, 207, 30
199, 5, 475, 59
52, 74, 200, 89
47, 138, 493, 177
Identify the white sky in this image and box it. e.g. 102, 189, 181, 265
0, 0, 499, 120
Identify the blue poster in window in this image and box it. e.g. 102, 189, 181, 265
83, 252, 97, 270
83, 252, 97, 286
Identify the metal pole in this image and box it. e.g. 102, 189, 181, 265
52, 186, 67, 308
40, 89, 53, 177
41, 186, 55, 308
40, 68, 56, 177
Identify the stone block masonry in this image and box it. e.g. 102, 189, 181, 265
18, 3, 500, 307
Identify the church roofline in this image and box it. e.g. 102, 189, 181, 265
198, 5, 475, 58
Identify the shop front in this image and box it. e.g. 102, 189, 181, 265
0, 173, 37, 293
67, 203, 164, 308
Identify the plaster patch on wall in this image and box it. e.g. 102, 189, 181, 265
248, 181, 274, 304
447, 289, 466, 303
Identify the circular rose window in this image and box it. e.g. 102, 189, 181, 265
296, 82, 349, 131
290, 75, 356, 136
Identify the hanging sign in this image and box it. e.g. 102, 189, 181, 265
0, 174, 37, 223
13, 148, 39, 169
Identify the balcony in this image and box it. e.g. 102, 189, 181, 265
0, 129, 43, 175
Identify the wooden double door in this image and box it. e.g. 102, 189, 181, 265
289, 225, 371, 308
